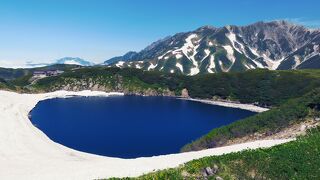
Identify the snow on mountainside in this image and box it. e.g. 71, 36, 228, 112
105, 20, 320, 75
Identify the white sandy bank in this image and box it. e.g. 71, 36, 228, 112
0, 90, 291, 180
181, 98, 269, 112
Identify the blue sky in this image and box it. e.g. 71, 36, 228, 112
0, 0, 319, 66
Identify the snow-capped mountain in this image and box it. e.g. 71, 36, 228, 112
105, 20, 320, 75
55, 57, 95, 66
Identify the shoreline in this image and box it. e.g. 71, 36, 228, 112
180, 98, 269, 112
0, 90, 289, 179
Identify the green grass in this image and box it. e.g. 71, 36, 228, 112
28, 68, 320, 107
187, 69, 320, 106
1, 67, 320, 179
31, 67, 180, 95
109, 126, 320, 180
2, 67, 320, 107
182, 88, 320, 152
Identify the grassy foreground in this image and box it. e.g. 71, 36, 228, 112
109, 126, 320, 180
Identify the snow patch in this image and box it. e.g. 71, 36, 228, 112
158, 50, 173, 60
115, 61, 125, 67
208, 55, 215, 73
223, 45, 236, 63
176, 63, 184, 72
247, 47, 266, 68
63, 60, 83, 66
260, 53, 283, 70
170, 34, 200, 75
201, 49, 211, 62
252, 59, 264, 68
175, 54, 183, 59
226, 33, 244, 53
244, 64, 251, 69
218, 60, 228, 72
148, 63, 157, 70
292, 56, 301, 69
271, 58, 285, 70
248, 47, 261, 57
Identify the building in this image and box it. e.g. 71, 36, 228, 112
33, 70, 64, 78
33, 71, 47, 78
46, 70, 64, 76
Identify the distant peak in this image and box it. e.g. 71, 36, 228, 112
268, 20, 297, 26
55, 57, 94, 66
196, 25, 217, 31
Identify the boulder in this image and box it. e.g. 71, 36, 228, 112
181, 88, 189, 98
300, 125, 306, 131
205, 167, 214, 176
216, 176, 224, 180
201, 169, 208, 177
212, 164, 219, 173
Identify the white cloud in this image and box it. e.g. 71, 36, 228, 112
0, 60, 48, 69
0, 60, 27, 69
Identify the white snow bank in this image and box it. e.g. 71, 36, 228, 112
0, 90, 289, 179
223, 45, 236, 63
176, 63, 184, 72
147, 63, 157, 70
208, 55, 216, 73
115, 61, 125, 67
182, 98, 269, 112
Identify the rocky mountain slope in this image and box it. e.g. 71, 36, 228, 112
105, 21, 320, 75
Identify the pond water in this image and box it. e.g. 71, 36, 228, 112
30, 96, 256, 158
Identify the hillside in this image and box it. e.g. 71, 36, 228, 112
86, 74, 320, 179
3, 67, 320, 108
27, 68, 320, 107
2, 67, 319, 106
111, 126, 320, 180
105, 21, 320, 75
1, 67, 320, 179
182, 88, 320, 151
0, 64, 81, 81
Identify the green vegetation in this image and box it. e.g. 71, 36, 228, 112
0, 77, 15, 90
0, 64, 80, 80
1, 67, 320, 179
2, 66, 320, 107
187, 69, 320, 106
111, 126, 320, 180
32, 67, 183, 95
0, 67, 30, 81
29, 68, 320, 106
182, 88, 320, 151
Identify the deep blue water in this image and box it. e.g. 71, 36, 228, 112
30, 96, 256, 158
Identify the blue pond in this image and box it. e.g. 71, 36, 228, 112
30, 96, 256, 158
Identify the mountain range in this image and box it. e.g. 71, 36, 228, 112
104, 20, 320, 75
